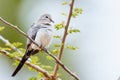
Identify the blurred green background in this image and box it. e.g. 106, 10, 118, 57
2, 0, 120, 80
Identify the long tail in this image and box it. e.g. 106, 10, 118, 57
11, 51, 31, 77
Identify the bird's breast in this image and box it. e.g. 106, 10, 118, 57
31, 28, 53, 49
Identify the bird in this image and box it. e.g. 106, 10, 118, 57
12, 14, 54, 77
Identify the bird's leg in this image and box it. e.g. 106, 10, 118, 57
38, 44, 43, 51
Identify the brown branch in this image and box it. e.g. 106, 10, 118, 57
0, 15, 80, 79
0, 50, 51, 79
53, 0, 76, 79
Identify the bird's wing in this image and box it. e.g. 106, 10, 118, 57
26, 25, 40, 49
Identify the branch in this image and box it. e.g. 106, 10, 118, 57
0, 50, 51, 79
53, 0, 76, 79
0, 16, 80, 79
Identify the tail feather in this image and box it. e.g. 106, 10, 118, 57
12, 55, 29, 77
11, 50, 32, 77
11, 49, 39, 77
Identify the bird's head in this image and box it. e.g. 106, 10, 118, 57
37, 14, 54, 25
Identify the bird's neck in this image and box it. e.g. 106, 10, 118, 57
43, 23, 51, 26
32, 22, 53, 31
39, 23, 52, 28
35, 22, 51, 26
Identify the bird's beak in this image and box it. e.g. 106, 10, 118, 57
49, 18, 54, 23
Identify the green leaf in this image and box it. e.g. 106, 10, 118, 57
46, 56, 54, 61
53, 35, 61, 39
61, 13, 67, 16
11, 51, 23, 57
68, 29, 80, 34
74, 8, 83, 14
30, 56, 40, 65
4, 47, 12, 51
12, 60, 19, 66
53, 44, 61, 47
62, 1, 69, 5
66, 45, 79, 50
29, 77, 38, 80
12, 42, 23, 47
72, 8, 83, 18
0, 47, 12, 52
37, 73, 44, 79
18, 48, 26, 53
28, 56, 40, 71
54, 21, 65, 30
0, 27, 5, 31
72, 12, 78, 18
41, 65, 52, 70
52, 49, 59, 54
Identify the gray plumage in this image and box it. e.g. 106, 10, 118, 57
12, 14, 54, 76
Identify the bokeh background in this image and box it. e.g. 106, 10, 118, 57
0, 0, 120, 80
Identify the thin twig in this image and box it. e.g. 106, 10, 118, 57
0, 50, 51, 79
0, 16, 79, 79
53, 0, 76, 79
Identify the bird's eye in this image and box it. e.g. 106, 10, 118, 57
45, 16, 48, 18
